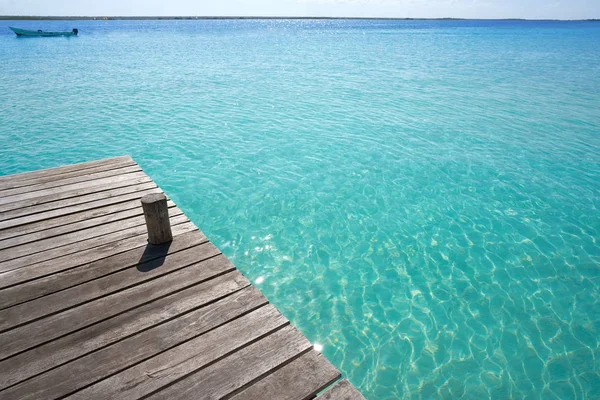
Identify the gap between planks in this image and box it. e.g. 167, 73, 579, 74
0, 157, 137, 192
0, 178, 156, 218
0, 256, 243, 361
0, 188, 166, 235
0, 283, 263, 393
0, 205, 182, 261
0, 240, 219, 332
0, 170, 149, 207
0, 212, 188, 274
0, 165, 143, 200
0, 221, 198, 290
0, 156, 132, 185
0, 229, 208, 310
1, 291, 272, 398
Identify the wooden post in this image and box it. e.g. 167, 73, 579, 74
141, 193, 173, 245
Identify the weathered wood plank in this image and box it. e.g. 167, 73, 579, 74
0, 206, 181, 262
0, 273, 254, 390
0, 213, 187, 274
146, 325, 312, 400
0, 241, 220, 332
0, 255, 238, 361
315, 380, 365, 400
0, 290, 268, 398
68, 306, 292, 400
0, 230, 207, 309
0, 221, 197, 290
0, 156, 132, 185
0, 189, 164, 238
0, 165, 142, 199
0, 171, 149, 206
230, 351, 341, 400
0, 178, 155, 217
0, 157, 137, 191
0, 202, 158, 250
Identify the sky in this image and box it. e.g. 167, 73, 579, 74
1, 0, 599, 20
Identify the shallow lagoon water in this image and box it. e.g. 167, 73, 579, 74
1, 19, 599, 399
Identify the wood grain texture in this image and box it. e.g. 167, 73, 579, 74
0, 187, 163, 231
147, 325, 313, 400
69, 306, 291, 400
0, 201, 160, 250
0, 221, 197, 290
1, 288, 268, 398
0, 274, 254, 390
0, 171, 149, 206
315, 380, 365, 400
230, 351, 341, 400
0, 229, 207, 309
0, 255, 238, 361
0, 206, 181, 262
0, 156, 131, 185
0, 157, 137, 191
0, 242, 220, 332
0, 178, 155, 218
0, 165, 142, 200
0, 212, 187, 274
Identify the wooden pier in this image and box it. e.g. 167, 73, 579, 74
0, 156, 363, 400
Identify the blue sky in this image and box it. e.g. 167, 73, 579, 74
1, 0, 599, 19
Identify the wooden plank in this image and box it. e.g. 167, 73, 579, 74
0, 273, 254, 390
0, 165, 142, 199
0, 189, 164, 238
0, 212, 187, 274
2, 295, 271, 399
146, 325, 312, 400
0, 221, 197, 290
0, 165, 143, 200
0, 229, 208, 309
0, 254, 238, 361
68, 306, 292, 400
0, 205, 181, 262
0, 202, 159, 250
0, 171, 149, 207
0, 157, 137, 191
0, 156, 132, 185
0, 177, 155, 216
230, 351, 341, 400
315, 380, 365, 400
0, 241, 220, 332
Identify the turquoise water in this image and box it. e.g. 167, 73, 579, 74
1, 19, 599, 399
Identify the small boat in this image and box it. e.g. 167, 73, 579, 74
9, 27, 78, 37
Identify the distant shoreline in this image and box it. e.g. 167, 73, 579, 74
1, 16, 599, 21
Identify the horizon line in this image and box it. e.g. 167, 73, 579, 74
1, 16, 599, 22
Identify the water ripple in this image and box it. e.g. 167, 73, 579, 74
1, 19, 599, 400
